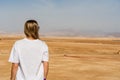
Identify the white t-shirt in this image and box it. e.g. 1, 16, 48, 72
8, 38, 49, 80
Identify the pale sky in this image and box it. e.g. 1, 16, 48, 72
0, 0, 120, 36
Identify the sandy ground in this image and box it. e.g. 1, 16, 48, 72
0, 36, 120, 80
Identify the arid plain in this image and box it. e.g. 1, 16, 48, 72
0, 36, 120, 80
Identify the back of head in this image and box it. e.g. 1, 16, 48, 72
24, 20, 39, 39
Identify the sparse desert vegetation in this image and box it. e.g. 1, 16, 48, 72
0, 36, 120, 80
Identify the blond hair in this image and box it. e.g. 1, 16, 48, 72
24, 20, 39, 39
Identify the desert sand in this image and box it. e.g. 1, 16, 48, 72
0, 36, 120, 80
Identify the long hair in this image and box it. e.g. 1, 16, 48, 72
24, 20, 39, 39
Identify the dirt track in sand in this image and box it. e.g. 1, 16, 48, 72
0, 36, 120, 80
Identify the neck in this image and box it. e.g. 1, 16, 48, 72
26, 37, 36, 40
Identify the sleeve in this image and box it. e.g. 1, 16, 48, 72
8, 42, 20, 63
42, 42, 49, 62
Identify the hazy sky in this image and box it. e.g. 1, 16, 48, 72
0, 0, 120, 35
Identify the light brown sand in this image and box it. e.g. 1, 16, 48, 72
0, 36, 120, 80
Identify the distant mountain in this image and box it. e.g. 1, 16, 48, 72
0, 30, 120, 37
41, 29, 81, 37
41, 31, 120, 37
106, 32, 120, 37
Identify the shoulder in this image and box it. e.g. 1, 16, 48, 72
40, 40, 48, 49
42, 41, 47, 45
15, 38, 26, 44
13, 38, 29, 47
11, 39, 24, 49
